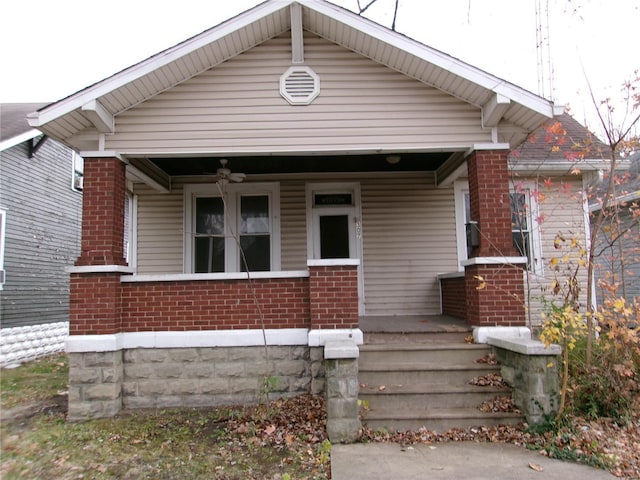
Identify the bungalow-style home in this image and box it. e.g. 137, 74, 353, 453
27, 0, 577, 424
0, 103, 82, 366
590, 150, 640, 304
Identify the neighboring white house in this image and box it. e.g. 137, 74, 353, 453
0, 103, 82, 366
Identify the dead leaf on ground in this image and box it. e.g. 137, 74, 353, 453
528, 462, 544, 472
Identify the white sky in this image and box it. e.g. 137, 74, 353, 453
1, 0, 638, 135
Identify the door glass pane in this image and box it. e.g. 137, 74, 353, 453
320, 215, 349, 259
194, 237, 224, 273
241, 195, 269, 234
196, 197, 224, 234
240, 235, 270, 271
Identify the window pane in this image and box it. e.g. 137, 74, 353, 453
241, 195, 269, 234
464, 192, 471, 224
320, 215, 350, 259
240, 235, 270, 271
195, 237, 225, 273
196, 197, 224, 234
510, 193, 528, 231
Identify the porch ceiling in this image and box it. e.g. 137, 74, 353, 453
148, 152, 452, 176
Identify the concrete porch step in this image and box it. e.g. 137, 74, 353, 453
362, 407, 524, 432
359, 342, 491, 364
358, 362, 501, 387
359, 383, 509, 410
364, 332, 471, 344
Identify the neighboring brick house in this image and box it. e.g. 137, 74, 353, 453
0, 103, 83, 366
27, 0, 571, 420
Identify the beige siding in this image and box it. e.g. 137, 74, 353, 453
134, 184, 184, 274
280, 181, 307, 270
523, 176, 590, 324
108, 33, 490, 154
361, 176, 458, 315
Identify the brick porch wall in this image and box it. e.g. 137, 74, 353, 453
440, 276, 467, 319
465, 264, 525, 326
120, 278, 310, 332
308, 264, 359, 329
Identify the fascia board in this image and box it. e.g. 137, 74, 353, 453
28, 1, 293, 128
0, 129, 40, 152
302, 0, 556, 118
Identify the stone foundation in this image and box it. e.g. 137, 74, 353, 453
68, 346, 324, 419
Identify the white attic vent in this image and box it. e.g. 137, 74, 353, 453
280, 66, 320, 105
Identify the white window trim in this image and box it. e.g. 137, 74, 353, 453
184, 183, 280, 274
453, 180, 543, 275
71, 151, 84, 192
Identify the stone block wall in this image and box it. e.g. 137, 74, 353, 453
493, 346, 559, 424
68, 346, 324, 418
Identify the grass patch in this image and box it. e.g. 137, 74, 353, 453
0, 354, 68, 409
0, 355, 330, 479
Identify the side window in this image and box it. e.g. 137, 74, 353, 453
510, 192, 533, 269
72, 152, 84, 192
455, 182, 540, 272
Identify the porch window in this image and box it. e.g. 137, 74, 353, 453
454, 181, 541, 273
72, 152, 84, 192
185, 183, 280, 273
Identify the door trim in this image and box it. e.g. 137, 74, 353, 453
305, 182, 365, 314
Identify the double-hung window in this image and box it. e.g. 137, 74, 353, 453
454, 181, 541, 273
185, 183, 280, 273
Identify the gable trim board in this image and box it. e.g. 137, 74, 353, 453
27, 1, 561, 152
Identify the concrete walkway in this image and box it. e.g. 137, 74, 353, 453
331, 442, 615, 480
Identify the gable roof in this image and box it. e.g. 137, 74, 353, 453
0, 103, 48, 151
28, 0, 561, 147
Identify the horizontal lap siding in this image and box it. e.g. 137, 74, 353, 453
525, 176, 589, 323
108, 33, 488, 154
280, 181, 307, 270
360, 176, 458, 315
134, 184, 183, 274
0, 141, 82, 328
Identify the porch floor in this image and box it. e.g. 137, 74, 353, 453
359, 315, 470, 334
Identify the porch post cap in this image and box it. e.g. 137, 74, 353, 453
324, 340, 359, 359
307, 259, 360, 267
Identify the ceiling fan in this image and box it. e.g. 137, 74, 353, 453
212, 159, 246, 184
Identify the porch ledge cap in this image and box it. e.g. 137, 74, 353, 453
474, 326, 531, 343
307, 259, 360, 267
437, 271, 465, 280
487, 335, 562, 356
308, 329, 363, 347
462, 256, 527, 267
121, 270, 309, 282
67, 265, 135, 274
324, 340, 359, 359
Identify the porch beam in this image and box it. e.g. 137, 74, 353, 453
81, 100, 114, 133
290, 3, 304, 63
435, 152, 466, 187
126, 158, 171, 193
482, 93, 510, 128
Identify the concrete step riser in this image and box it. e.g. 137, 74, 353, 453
359, 367, 499, 387
360, 391, 507, 410
364, 333, 472, 344
359, 349, 490, 364
363, 415, 522, 432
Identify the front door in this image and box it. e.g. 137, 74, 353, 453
307, 183, 364, 314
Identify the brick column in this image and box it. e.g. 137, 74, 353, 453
464, 149, 525, 326
75, 156, 127, 267
68, 155, 127, 420
308, 262, 359, 329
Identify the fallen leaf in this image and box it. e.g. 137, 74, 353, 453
264, 424, 276, 435
378, 385, 386, 391
529, 463, 544, 472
